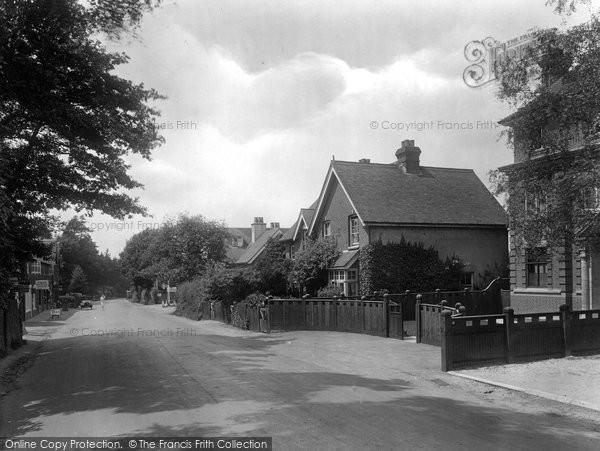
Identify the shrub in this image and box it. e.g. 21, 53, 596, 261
317, 286, 344, 298
174, 262, 253, 320
360, 238, 463, 295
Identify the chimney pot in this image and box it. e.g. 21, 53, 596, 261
396, 139, 421, 174
358, 158, 371, 164
251, 217, 267, 243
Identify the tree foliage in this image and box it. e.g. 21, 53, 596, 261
245, 238, 292, 295
0, 0, 163, 296
59, 216, 128, 296
120, 214, 230, 287
359, 239, 464, 295
68, 265, 87, 293
490, 16, 600, 250
288, 237, 340, 295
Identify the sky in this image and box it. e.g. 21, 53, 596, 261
81, 0, 596, 256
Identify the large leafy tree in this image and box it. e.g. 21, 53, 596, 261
120, 214, 230, 287
490, 8, 600, 305
0, 0, 163, 294
58, 216, 128, 295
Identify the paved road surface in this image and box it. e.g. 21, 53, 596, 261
1, 299, 600, 450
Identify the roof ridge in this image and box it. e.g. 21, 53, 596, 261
333, 160, 475, 172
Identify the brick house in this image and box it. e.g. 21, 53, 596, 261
306, 140, 509, 296
499, 109, 600, 313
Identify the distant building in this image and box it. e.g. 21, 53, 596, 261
228, 218, 287, 266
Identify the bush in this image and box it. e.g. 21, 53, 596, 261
360, 238, 463, 295
174, 262, 253, 320
317, 286, 344, 298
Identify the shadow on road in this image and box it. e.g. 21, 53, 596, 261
3, 318, 600, 448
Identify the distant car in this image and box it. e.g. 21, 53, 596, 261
80, 300, 93, 310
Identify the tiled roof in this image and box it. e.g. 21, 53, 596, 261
329, 161, 507, 226
331, 250, 359, 269
279, 219, 298, 241
225, 228, 252, 262
236, 228, 283, 265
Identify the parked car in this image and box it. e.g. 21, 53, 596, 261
80, 300, 93, 310
58, 295, 75, 311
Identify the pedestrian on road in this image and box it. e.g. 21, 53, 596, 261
100, 294, 105, 311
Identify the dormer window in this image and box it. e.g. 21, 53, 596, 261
322, 221, 331, 237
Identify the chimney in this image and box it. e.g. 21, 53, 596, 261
251, 217, 266, 243
358, 158, 370, 164
395, 139, 421, 174
270, 222, 280, 229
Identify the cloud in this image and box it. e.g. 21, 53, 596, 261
87, 0, 595, 255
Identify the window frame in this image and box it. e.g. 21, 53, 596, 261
349, 216, 359, 247
526, 248, 548, 288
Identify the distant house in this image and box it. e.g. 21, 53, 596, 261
224, 227, 252, 263
279, 201, 317, 260
305, 139, 509, 296
17, 239, 60, 319
231, 217, 287, 266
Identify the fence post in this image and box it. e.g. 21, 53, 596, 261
415, 294, 422, 343
333, 295, 338, 332
504, 307, 515, 363
283, 298, 287, 330
560, 304, 572, 357
382, 294, 389, 338
441, 310, 453, 371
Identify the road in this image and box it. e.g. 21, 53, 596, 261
1, 299, 600, 450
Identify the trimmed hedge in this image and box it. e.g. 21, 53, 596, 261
360, 238, 463, 295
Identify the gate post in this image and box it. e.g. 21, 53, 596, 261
560, 304, 572, 357
415, 294, 422, 343
441, 310, 453, 371
383, 293, 389, 338
504, 307, 515, 363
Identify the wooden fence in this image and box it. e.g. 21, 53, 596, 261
266, 296, 405, 339
437, 305, 600, 371
384, 277, 506, 321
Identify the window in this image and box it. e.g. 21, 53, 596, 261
301, 230, 308, 251
459, 273, 473, 289
525, 192, 547, 214
328, 268, 360, 296
349, 216, 359, 246
581, 187, 600, 210
30, 261, 41, 275
322, 221, 331, 237
526, 248, 548, 288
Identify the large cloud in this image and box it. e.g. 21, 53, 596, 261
87, 1, 593, 255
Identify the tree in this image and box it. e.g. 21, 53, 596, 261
68, 265, 87, 293
58, 216, 129, 295
0, 0, 163, 297
490, 13, 600, 306
246, 238, 292, 295
120, 214, 230, 287
288, 238, 340, 295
